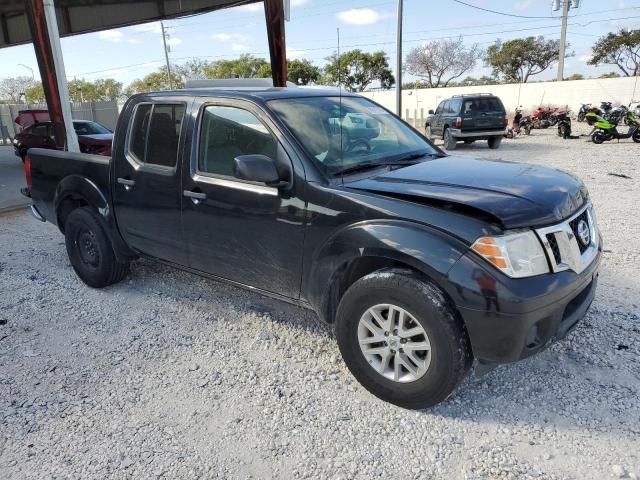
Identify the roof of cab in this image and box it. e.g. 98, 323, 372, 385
140, 87, 358, 102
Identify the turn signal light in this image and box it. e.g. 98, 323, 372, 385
471, 237, 507, 269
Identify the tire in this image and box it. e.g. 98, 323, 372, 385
19, 146, 28, 161
443, 128, 456, 150
64, 207, 129, 288
488, 136, 502, 149
577, 112, 585, 122
632, 129, 640, 143
425, 125, 432, 139
591, 131, 606, 144
524, 125, 531, 135
335, 269, 472, 409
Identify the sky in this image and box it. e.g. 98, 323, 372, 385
1, 0, 639, 87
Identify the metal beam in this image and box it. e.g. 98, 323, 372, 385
26, 0, 79, 152
264, 0, 287, 87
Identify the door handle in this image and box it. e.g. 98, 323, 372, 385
117, 178, 136, 191
183, 190, 207, 204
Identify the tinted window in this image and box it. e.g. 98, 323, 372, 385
128, 103, 185, 167
199, 106, 277, 177
146, 104, 185, 167
463, 97, 504, 114
74, 121, 111, 135
435, 101, 445, 114
129, 104, 152, 162
31, 123, 49, 137
449, 98, 462, 114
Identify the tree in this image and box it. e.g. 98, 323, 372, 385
598, 71, 621, 79
204, 54, 270, 79
0, 76, 37, 102
485, 36, 564, 83
588, 29, 640, 77
174, 59, 211, 81
324, 50, 394, 92
25, 83, 46, 103
255, 58, 321, 85
404, 37, 482, 88
566, 73, 584, 81
126, 69, 184, 95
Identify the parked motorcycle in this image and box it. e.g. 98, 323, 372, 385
531, 106, 558, 129
577, 103, 598, 122
586, 110, 640, 144
520, 115, 532, 135
555, 112, 572, 139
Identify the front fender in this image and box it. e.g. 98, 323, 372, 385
304, 219, 468, 322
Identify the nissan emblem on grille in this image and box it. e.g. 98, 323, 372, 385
577, 219, 590, 246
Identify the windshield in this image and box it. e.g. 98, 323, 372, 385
268, 96, 440, 175
73, 121, 111, 135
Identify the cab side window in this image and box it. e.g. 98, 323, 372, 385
128, 103, 185, 168
198, 106, 278, 178
435, 101, 445, 115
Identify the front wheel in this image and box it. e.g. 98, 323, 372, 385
335, 270, 472, 409
64, 207, 130, 288
577, 112, 585, 122
632, 129, 640, 143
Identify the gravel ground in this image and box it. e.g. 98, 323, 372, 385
1, 126, 639, 479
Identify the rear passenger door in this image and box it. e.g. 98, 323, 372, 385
112, 100, 189, 264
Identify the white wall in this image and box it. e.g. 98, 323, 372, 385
361, 76, 640, 128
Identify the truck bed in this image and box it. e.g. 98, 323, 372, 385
28, 148, 111, 228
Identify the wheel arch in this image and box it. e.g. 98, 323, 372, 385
304, 220, 467, 326
54, 175, 136, 261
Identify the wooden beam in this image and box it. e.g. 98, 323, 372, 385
264, 0, 287, 87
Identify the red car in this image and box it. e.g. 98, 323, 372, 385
13, 118, 113, 159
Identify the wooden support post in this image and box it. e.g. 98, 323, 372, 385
264, 0, 287, 87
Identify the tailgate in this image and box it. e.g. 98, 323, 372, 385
462, 97, 505, 132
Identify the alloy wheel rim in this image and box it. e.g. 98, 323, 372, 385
357, 304, 431, 383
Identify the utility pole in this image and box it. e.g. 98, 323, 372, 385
395, 0, 403, 116
160, 21, 174, 89
556, 0, 570, 81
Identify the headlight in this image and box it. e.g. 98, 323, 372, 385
471, 231, 549, 278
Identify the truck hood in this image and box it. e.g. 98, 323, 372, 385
345, 156, 589, 229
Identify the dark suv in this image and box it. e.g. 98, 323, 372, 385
426, 94, 507, 150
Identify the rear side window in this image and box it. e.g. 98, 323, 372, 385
128, 103, 185, 167
449, 98, 462, 114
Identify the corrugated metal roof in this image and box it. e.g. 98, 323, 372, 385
0, 0, 260, 49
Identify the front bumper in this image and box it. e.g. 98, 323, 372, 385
446, 245, 601, 364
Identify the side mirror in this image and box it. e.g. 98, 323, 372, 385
233, 154, 285, 187
428, 109, 434, 115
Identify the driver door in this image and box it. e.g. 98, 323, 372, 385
181, 100, 306, 299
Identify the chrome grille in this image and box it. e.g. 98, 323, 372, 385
535, 204, 599, 274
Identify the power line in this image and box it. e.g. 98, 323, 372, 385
451, 0, 555, 19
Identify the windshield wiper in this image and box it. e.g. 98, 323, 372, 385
331, 161, 389, 176
394, 151, 446, 162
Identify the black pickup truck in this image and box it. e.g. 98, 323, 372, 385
24, 86, 601, 409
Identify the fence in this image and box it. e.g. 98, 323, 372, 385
0, 100, 119, 145
361, 76, 640, 130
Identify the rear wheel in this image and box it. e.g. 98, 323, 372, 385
335, 270, 472, 409
632, 129, 640, 143
488, 136, 502, 149
64, 207, 129, 288
443, 128, 456, 150
19, 146, 27, 162
524, 124, 531, 135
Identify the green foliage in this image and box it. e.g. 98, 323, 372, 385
324, 49, 394, 92
588, 29, 640, 77
287, 59, 322, 85
125, 69, 184, 95
404, 37, 482, 88
22, 78, 122, 103
25, 83, 46, 103
565, 73, 584, 81
203, 54, 270, 79
598, 71, 621, 79
174, 59, 210, 81
485, 36, 564, 83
